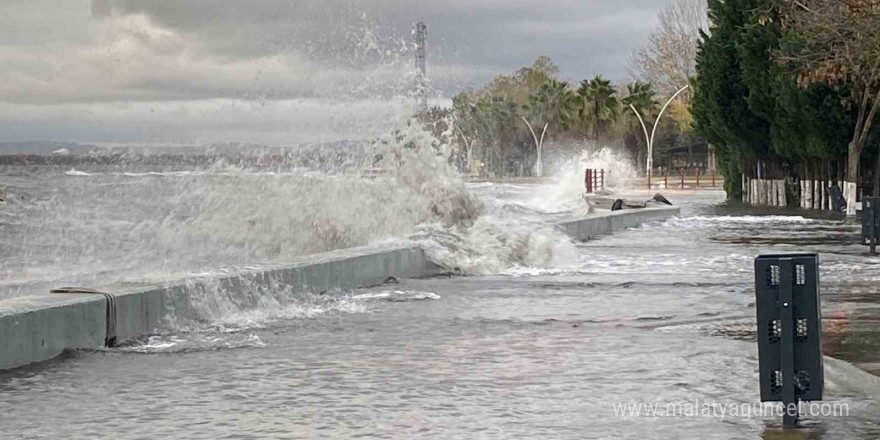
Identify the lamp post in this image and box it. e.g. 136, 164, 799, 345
522, 117, 549, 177
628, 84, 690, 178
454, 125, 473, 175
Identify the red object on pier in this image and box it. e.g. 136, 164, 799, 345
585, 169, 606, 193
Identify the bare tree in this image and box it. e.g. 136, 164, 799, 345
777, 0, 880, 184
629, 0, 709, 98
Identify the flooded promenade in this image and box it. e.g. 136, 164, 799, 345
2, 186, 879, 439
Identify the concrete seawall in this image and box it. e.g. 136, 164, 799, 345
1, 244, 440, 371
0, 207, 680, 371
554, 206, 680, 241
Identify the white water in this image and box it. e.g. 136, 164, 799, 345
530, 148, 641, 213
3, 121, 635, 337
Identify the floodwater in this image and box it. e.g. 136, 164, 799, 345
2, 180, 880, 439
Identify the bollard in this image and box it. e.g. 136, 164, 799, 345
754, 254, 824, 427
585, 169, 593, 193
680, 168, 685, 188
696, 169, 701, 188
664, 169, 668, 190
862, 197, 880, 254
600, 169, 605, 190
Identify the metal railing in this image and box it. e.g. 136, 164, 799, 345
584, 169, 606, 193
642, 167, 723, 189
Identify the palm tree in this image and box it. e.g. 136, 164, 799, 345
576, 75, 620, 142
527, 79, 577, 130
622, 81, 658, 117
525, 79, 577, 176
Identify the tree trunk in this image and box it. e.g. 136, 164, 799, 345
874, 151, 880, 197
847, 140, 861, 183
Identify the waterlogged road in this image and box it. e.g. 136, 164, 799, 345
2, 188, 880, 439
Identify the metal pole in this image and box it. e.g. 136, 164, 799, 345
696, 168, 700, 188
629, 104, 651, 177
413, 22, 428, 116
522, 118, 548, 177
632, 84, 690, 178
664, 169, 668, 189
453, 125, 472, 174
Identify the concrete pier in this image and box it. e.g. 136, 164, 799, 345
554, 206, 680, 241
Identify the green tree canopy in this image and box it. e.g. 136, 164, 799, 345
527, 79, 577, 134
576, 75, 621, 141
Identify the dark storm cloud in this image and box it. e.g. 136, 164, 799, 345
0, 1, 668, 144
102, 0, 664, 86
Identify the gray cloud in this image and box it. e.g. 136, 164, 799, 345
91, 0, 111, 17
0, 0, 667, 144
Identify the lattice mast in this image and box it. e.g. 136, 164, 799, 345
413, 22, 428, 116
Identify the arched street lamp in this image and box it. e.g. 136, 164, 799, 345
522, 117, 549, 177
628, 84, 690, 178
453, 125, 473, 174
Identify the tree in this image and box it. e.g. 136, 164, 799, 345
630, 0, 708, 98
517, 56, 561, 98
451, 56, 563, 177
527, 79, 577, 132
451, 93, 480, 171
692, 0, 870, 201
474, 96, 521, 175
776, 0, 880, 184
693, 0, 773, 197
622, 82, 658, 120
481, 56, 560, 107
524, 79, 576, 176
738, 7, 850, 164
576, 75, 620, 141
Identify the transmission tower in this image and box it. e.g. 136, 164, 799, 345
413, 22, 428, 116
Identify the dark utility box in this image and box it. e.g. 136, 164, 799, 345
754, 254, 823, 402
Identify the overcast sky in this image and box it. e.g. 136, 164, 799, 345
0, 0, 670, 145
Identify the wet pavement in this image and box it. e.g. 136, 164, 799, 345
1, 188, 880, 439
